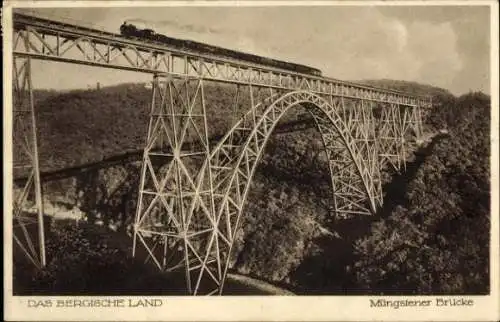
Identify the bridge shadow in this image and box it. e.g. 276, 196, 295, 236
288, 216, 375, 295
376, 133, 449, 219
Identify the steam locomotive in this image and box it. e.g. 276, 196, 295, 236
120, 22, 322, 76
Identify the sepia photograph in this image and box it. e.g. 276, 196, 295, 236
3, 1, 499, 321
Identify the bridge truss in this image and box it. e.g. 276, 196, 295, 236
11, 12, 430, 294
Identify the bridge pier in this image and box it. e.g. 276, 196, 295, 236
375, 102, 423, 173
377, 103, 407, 171
12, 55, 46, 268
133, 74, 221, 295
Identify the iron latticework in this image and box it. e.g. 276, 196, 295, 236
376, 103, 424, 172
12, 55, 46, 268
133, 75, 221, 295
11, 12, 431, 295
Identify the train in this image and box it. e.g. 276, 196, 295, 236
119, 21, 322, 76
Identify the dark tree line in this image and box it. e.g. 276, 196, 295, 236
353, 92, 490, 294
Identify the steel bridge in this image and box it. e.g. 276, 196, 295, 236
11, 12, 430, 295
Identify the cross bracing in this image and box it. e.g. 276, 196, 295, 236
11, 12, 430, 295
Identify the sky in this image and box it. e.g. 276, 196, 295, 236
16, 4, 491, 95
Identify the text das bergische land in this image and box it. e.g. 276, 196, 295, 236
27, 299, 163, 308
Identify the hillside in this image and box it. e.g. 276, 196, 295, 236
12, 81, 491, 295
28, 84, 151, 172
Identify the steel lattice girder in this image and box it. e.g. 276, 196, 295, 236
376, 103, 406, 171
133, 74, 221, 295
375, 103, 423, 173
13, 13, 430, 107
12, 56, 46, 268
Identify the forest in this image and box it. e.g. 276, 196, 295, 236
13, 80, 490, 295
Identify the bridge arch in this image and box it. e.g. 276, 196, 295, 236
201, 90, 380, 293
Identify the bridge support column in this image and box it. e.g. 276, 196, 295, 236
406, 105, 424, 140
377, 103, 407, 172
376, 102, 426, 175
354, 99, 383, 209
133, 74, 220, 295
12, 55, 46, 268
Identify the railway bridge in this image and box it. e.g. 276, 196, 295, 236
11, 12, 431, 295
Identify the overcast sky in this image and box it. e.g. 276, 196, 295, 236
17, 5, 491, 95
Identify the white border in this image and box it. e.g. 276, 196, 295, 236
3, 1, 499, 321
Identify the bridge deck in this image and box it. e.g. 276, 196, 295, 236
12, 12, 430, 107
